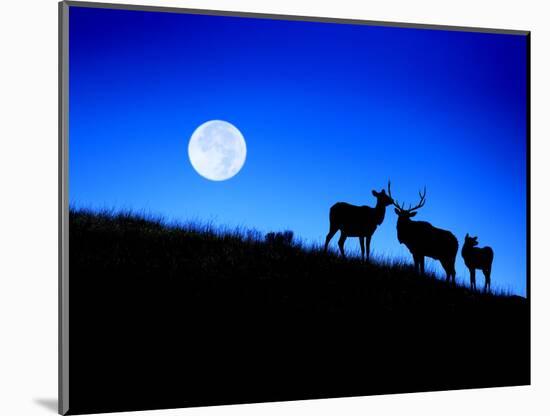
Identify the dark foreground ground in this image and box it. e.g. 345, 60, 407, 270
66, 209, 529, 415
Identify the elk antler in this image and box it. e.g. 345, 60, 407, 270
388, 180, 407, 212
388, 181, 426, 213
407, 187, 427, 212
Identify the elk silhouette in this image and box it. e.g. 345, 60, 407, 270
461, 234, 494, 292
389, 184, 458, 283
324, 183, 394, 261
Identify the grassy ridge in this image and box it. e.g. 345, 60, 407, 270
67, 208, 529, 415
70, 208, 521, 311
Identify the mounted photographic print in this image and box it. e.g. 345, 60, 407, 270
59, 1, 530, 414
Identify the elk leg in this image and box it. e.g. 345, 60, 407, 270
419, 256, 425, 275
366, 235, 372, 262
443, 261, 453, 284
483, 269, 491, 293
469, 268, 476, 291
412, 254, 420, 274
359, 237, 365, 261
338, 233, 347, 258
324, 226, 338, 253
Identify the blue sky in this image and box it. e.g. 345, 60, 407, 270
69, 6, 528, 295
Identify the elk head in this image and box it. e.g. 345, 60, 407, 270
372, 183, 394, 207
464, 234, 479, 247
388, 182, 427, 219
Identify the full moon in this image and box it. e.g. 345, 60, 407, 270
188, 120, 247, 181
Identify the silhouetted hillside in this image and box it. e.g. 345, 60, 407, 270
67, 209, 529, 415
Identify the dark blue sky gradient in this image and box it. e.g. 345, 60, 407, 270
69, 7, 527, 295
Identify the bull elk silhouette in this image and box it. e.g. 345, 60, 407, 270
388, 184, 458, 283
324, 183, 394, 261
461, 234, 494, 292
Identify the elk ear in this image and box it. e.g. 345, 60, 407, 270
372, 190, 379, 197
465, 233, 469, 239
409, 212, 417, 217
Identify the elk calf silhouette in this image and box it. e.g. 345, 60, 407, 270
461, 234, 494, 292
324, 182, 394, 261
389, 185, 458, 283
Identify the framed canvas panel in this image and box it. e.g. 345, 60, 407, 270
59, 1, 530, 414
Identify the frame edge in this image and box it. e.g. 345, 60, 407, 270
59, 1, 70, 415
63, 0, 530, 36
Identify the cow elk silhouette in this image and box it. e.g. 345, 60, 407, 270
461, 234, 494, 292
324, 182, 394, 261
389, 184, 458, 284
